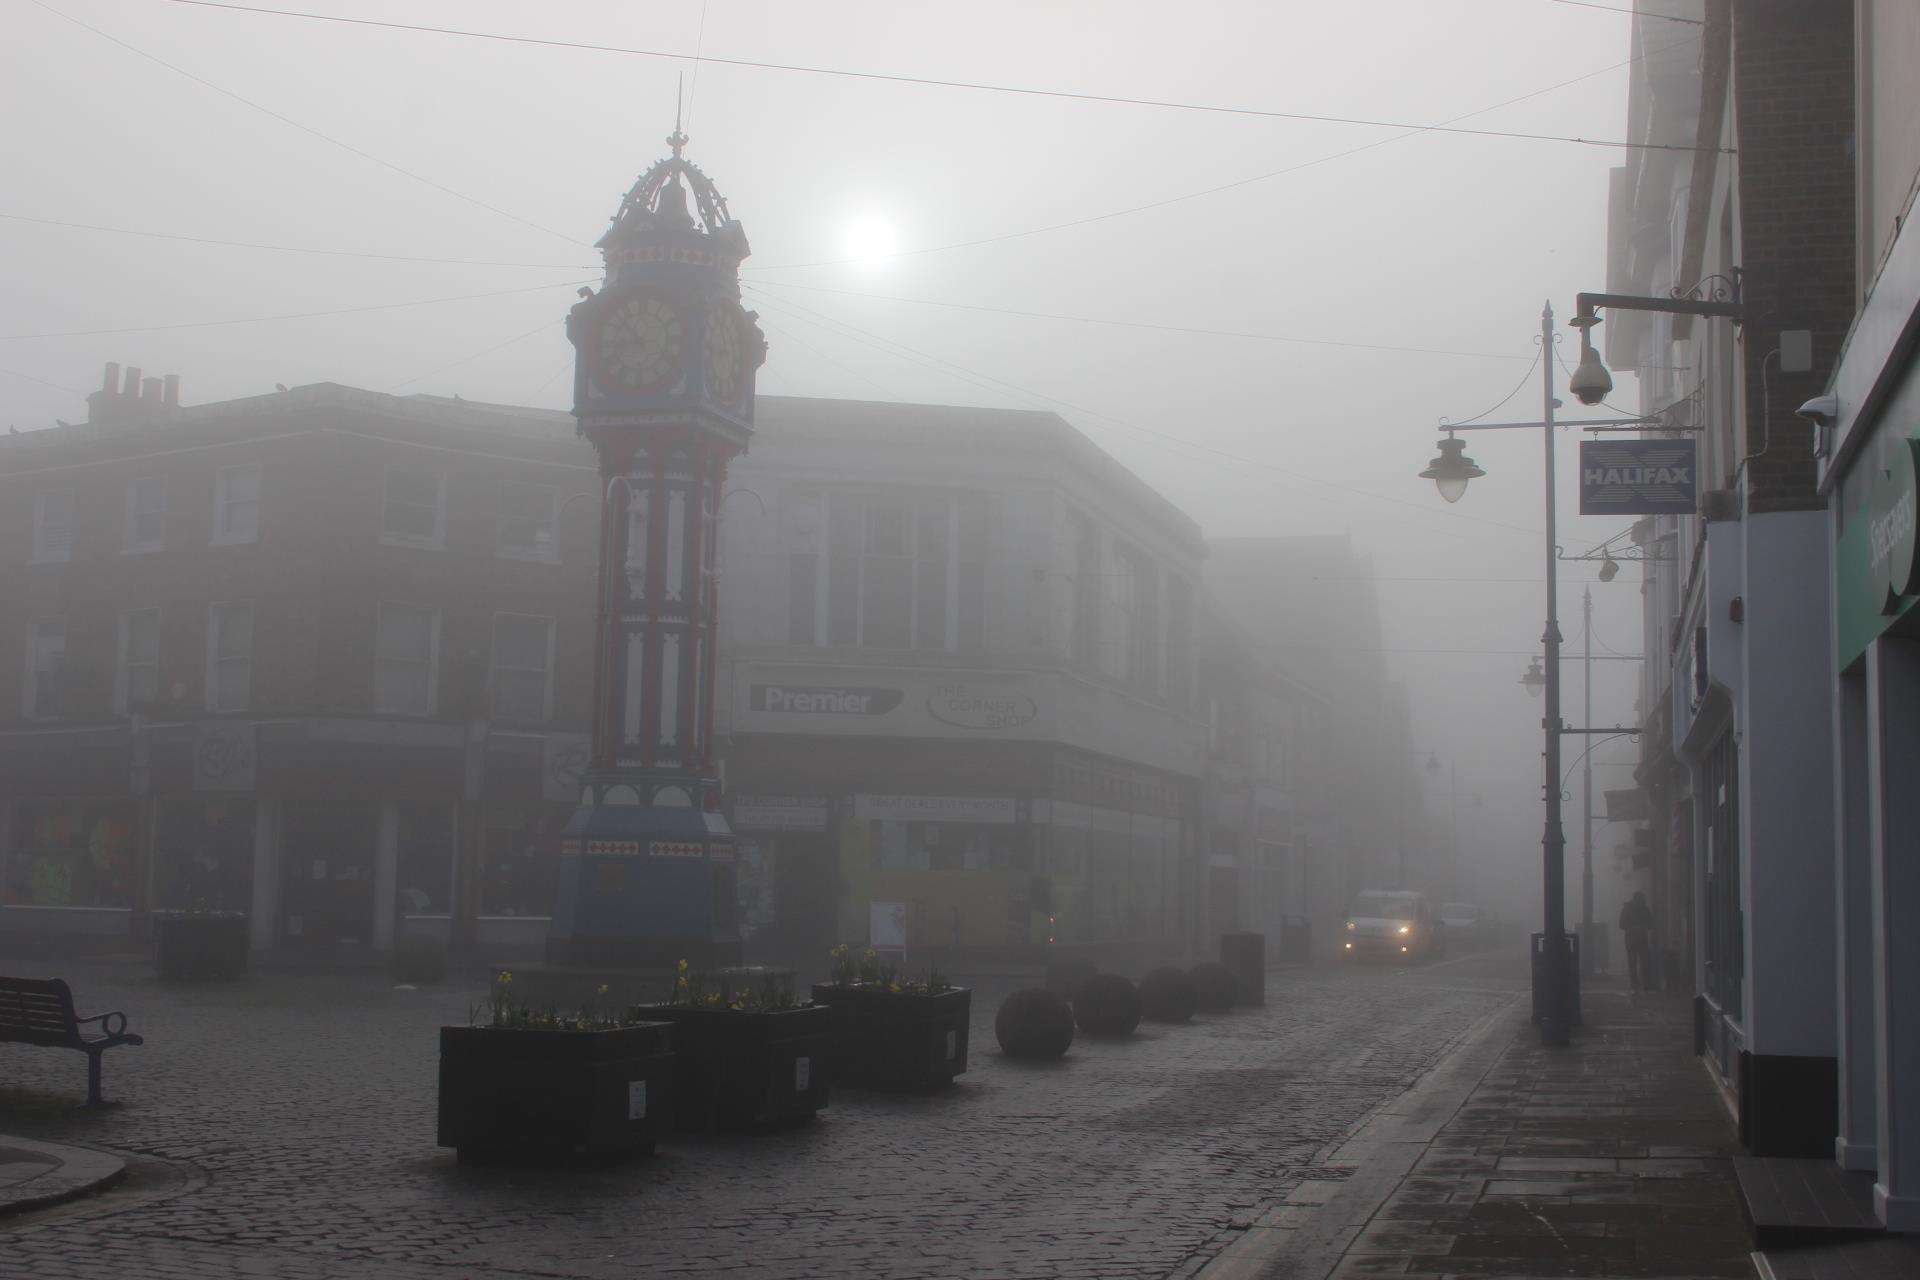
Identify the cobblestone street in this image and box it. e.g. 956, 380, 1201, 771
0, 955, 1519, 1279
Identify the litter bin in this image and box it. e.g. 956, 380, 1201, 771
1530, 931, 1583, 1029
1219, 931, 1265, 1005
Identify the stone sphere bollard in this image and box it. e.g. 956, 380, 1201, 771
1137, 966, 1199, 1023
995, 988, 1075, 1059
1188, 961, 1240, 1011
1074, 973, 1142, 1037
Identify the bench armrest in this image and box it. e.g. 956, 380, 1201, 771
75, 1011, 131, 1038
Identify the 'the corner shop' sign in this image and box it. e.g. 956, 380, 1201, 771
1578, 440, 1698, 515
1865, 435, 1920, 614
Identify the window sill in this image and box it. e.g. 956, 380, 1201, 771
209, 535, 258, 548
496, 548, 561, 565
123, 544, 164, 556
380, 535, 445, 551
27, 557, 71, 567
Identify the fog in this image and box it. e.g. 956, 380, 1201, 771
2, 0, 1660, 930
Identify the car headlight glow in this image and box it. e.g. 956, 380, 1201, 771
1397, 924, 1412, 935
1346, 920, 1357, 932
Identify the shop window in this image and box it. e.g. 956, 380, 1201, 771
117, 609, 160, 713
213, 465, 259, 545
32, 492, 74, 564
207, 602, 253, 712
490, 614, 553, 723
24, 620, 65, 719
280, 801, 376, 947
126, 476, 165, 553
1065, 509, 1100, 666
375, 604, 438, 716
154, 798, 254, 912
4, 800, 136, 908
497, 482, 558, 561
382, 465, 444, 547
814, 491, 988, 651
396, 802, 454, 915
480, 807, 566, 916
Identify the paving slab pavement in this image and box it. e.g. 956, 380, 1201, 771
1199, 968, 1758, 1280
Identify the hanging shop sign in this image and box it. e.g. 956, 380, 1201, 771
192, 721, 256, 792
1578, 440, 1698, 515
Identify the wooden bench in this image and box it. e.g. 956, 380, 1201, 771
0, 977, 144, 1107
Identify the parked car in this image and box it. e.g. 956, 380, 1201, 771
1438, 902, 1485, 947
1343, 890, 1444, 962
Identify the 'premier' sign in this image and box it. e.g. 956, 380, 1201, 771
752, 684, 904, 716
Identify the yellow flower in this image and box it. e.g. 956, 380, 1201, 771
498, 970, 513, 985
596, 984, 609, 996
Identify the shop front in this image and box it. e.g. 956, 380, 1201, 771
1824, 267, 1920, 1226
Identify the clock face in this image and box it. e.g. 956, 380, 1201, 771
704, 299, 750, 406
596, 294, 684, 393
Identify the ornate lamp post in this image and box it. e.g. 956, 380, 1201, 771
546, 124, 767, 969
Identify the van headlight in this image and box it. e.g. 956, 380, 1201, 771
1397, 924, 1412, 935
1346, 920, 1357, 932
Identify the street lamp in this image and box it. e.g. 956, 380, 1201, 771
1415, 301, 1574, 1046
1420, 435, 1485, 504
1519, 657, 1547, 698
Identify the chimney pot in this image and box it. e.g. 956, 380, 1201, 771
124, 366, 143, 396
103, 362, 120, 391
163, 374, 180, 406
141, 377, 163, 402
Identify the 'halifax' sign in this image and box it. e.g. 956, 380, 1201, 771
1578, 439, 1698, 515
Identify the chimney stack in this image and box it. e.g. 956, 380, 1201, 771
84, 361, 183, 424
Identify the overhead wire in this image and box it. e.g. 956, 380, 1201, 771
389, 320, 557, 391
0, 278, 594, 342
153, 0, 1718, 155
747, 35, 1707, 272
740, 280, 1532, 363
745, 285, 1546, 540
30, 0, 584, 248
0, 213, 593, 270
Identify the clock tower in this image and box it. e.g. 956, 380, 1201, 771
547, 125, 766, 968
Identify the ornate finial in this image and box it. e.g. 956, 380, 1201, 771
668, 72, 688, 158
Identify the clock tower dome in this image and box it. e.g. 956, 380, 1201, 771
547, 125, 767, 968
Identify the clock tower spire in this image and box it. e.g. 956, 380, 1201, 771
548, 125, 767, 969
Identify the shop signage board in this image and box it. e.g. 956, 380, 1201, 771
1835, 428, 1920, 669
731, 794, 832, 831
1578, 440, 1698, 515
852, 794, 1018, 824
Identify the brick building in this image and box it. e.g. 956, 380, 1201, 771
1599, 0, 1907, 1215
1, 368, 601, 956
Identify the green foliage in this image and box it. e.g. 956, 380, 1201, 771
472, 970, 635, 1031
665, 960, 803, 1011
826, 944, 953, 995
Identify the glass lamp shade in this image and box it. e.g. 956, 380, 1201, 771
1519, 658, 1547, 699
1420, 436, 1485, 504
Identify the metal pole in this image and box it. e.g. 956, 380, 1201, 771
1582, 587, 1594, 935
1541, 301, 1572, 1046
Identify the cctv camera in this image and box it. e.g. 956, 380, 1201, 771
1794, 394, 1839, 424
1569, 348, 1614, 407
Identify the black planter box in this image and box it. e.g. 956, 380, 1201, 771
437, 1022, 674, 1163
630, 1003, 831, 1131
809, 985, 971, 1090
153, 912, 250, 980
